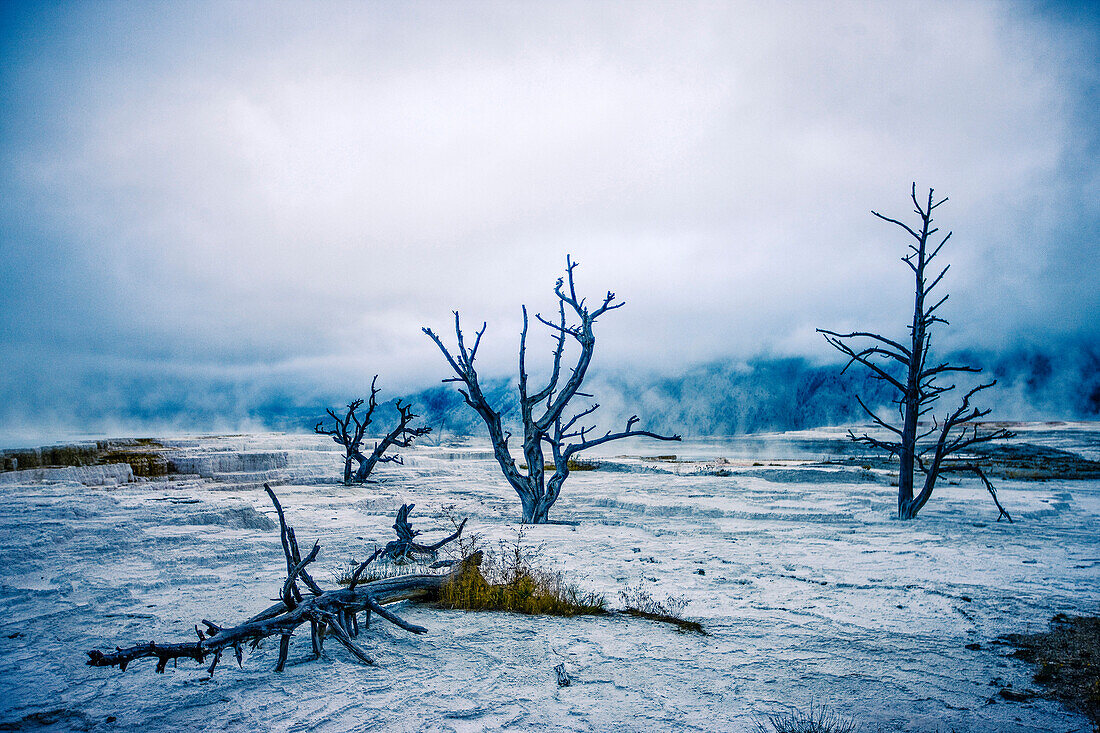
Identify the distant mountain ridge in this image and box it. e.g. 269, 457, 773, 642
381, 343, 1100, 440
3, 344, 1095, 446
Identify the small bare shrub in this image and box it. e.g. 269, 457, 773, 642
619, 582, 704, 634
332, 557, 422, 586
753, 702, 858, 733
619, 582, 688, 616
438, 503, 484, 560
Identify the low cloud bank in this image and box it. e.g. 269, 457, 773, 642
404, 342, 1100, 441
2, 342, 1095, 448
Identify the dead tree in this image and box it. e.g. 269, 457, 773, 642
424, 256, 681, 524
819, 184, 1012, 521
316, 397, 367, 484
379, 503, 467, 563
86, 484, 471, 675
315, 375, 431, 484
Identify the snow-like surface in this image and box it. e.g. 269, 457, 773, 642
0, 463, 134, 487
0, 427, 1097, 731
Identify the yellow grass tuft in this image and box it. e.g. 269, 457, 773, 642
437, 530, 605, 617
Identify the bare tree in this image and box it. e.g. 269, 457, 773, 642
424, 256, 680, 524
819, 184, 1012, 521
315, 376, 431, 485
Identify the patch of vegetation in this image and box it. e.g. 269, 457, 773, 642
961, 443, 1100, 480
619, 582, 705, 634
438, 529, 606, 617
1, 444, 98, 471
753, 701, 858, 733
1002, 613, 1100, 730
338, 511, 708, 634
99, 450, 169, 477
518, 458, 601, 472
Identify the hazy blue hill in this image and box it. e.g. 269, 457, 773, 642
4, 344, 1094, 443
164, 342, 1100, 438
390, 343, 1099, 440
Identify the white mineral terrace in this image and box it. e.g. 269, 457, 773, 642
0, 426, 1097, 731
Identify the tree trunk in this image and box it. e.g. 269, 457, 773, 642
517, 477, 549, 524
86, 488, 474, 676
352, 450, 372, 483
898, 398, 919, 518
523, 497, 553, 524
424, 258, 680, 525
820, 186, 1013, 524
521, 498, 547, 524
898, 497, 919, 520
897, 219, 929, 520
519, 437, 550, 523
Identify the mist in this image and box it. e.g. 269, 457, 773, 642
1, 1, 1097, 442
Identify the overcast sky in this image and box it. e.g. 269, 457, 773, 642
1, 1, 1097, 434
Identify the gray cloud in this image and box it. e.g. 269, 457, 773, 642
1, 1, 1097, 439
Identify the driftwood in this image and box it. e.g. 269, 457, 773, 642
379, 503, 467, 563
86, 484, 471, 674
555, 662, 571, 686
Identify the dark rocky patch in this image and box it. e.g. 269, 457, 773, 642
1001, 614, 1100, 730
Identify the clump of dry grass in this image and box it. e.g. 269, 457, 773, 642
619, 582, 705, 634
437, 528, 605, 617
337, 508, 707, 632
753, 701, 858, 733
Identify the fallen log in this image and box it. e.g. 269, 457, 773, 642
86, 484, 471, 675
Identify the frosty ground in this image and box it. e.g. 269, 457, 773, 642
0, 426, 1097, 732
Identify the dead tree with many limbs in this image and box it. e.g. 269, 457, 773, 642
424, 256, 681, 524
315, 375, 431, 484
86, 484, 471, 675
819, 184, 1013, 521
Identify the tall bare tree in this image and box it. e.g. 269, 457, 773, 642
819, 185, 1013, 521
315, 376, 431, 485
424, 256, 680, 523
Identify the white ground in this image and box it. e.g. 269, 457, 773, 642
0, 426, 1097, 732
